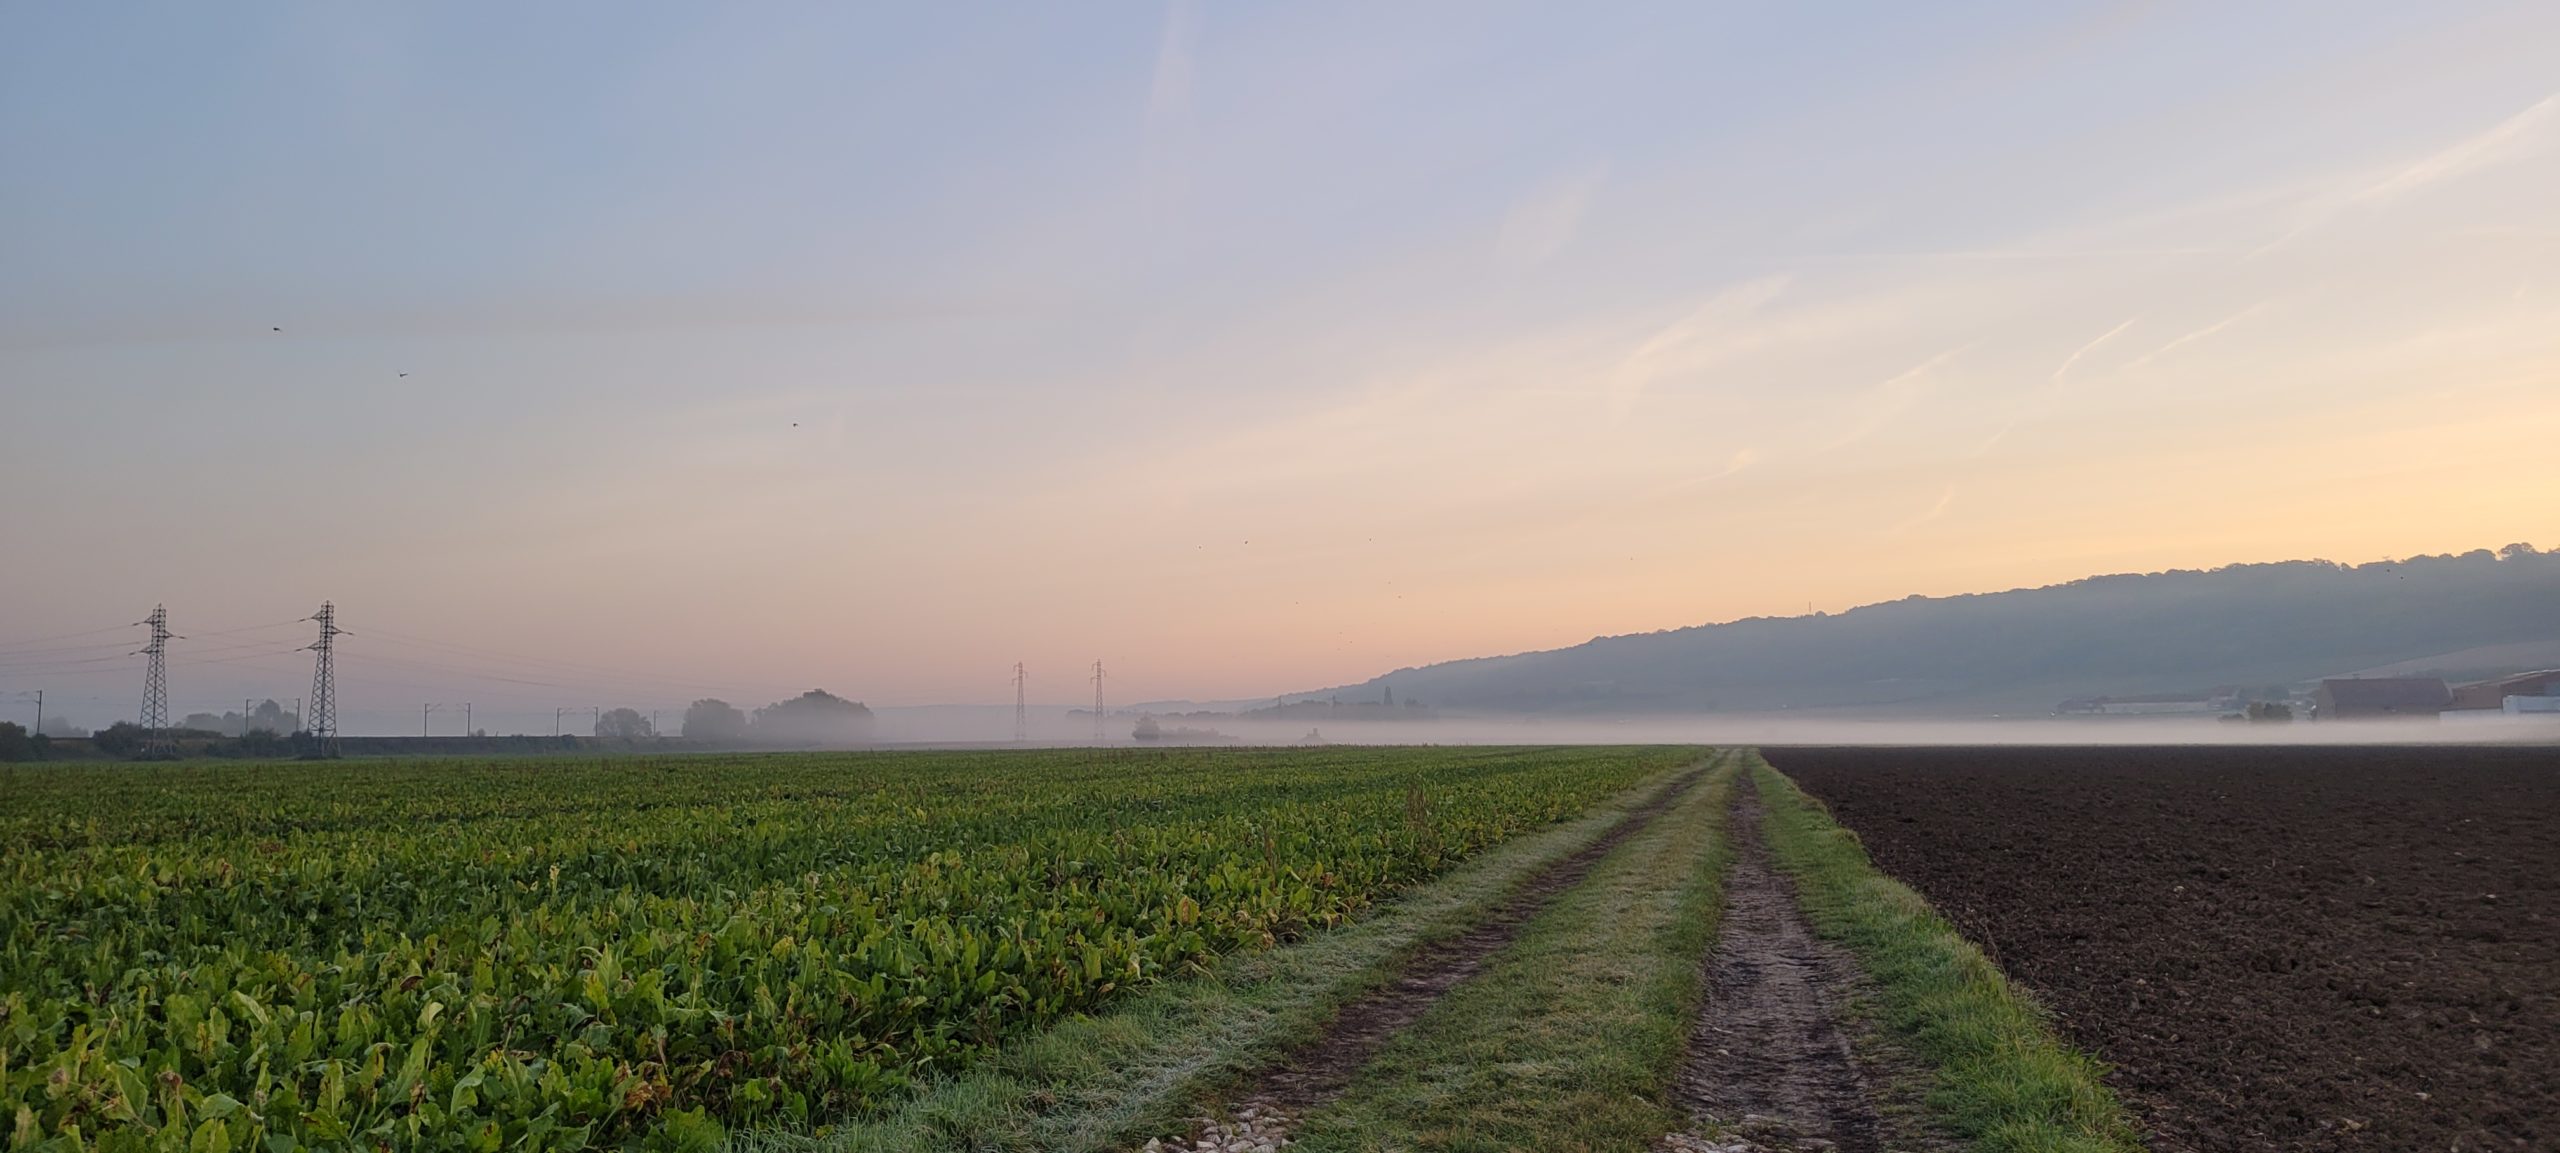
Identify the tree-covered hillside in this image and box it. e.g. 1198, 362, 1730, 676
1334, 545, 2560, 715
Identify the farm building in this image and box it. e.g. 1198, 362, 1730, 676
2447, 669, 2560, 711
2315, 677, 2452, 719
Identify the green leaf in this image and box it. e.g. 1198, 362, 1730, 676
186, 1119, 229, 1153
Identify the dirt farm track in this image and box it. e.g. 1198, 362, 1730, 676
1769, 745, 2558, 1153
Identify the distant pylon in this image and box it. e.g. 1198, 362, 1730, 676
135, 605, 178, 756
1090, 660, 1106, 743
303, 602, 346, 757
1012, 662, 1029, 742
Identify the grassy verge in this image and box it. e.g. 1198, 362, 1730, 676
1748, 755, 2145, 1153
730, 754, 1713, 1153
1284, 752, 1742, 1153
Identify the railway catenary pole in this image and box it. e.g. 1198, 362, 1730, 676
6, 690, 43, 736
302, 603, 344, 757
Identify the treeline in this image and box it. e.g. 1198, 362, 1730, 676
665, 689, 874, 744
0, 690, 881, 762
174, 699, 302, 738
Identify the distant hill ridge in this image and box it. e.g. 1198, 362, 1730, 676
1328, 545, 2560, 716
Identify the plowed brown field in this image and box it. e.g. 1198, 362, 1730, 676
1768, 745, 2558, 1153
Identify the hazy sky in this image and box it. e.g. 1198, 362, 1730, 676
4, 2, 2557, 729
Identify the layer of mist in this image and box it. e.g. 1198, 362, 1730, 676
860, 707, 2559, 749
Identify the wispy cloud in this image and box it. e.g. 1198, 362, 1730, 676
1971, 315, 2141, 457
1496, 164, 1607, 273
1823, 346, 1968, 451
2354, 91, 2560, 206
1603, 276, 1789, 419
2051, 316, 2140, 382
2253, 91, 2560, 257
1805, 246, 2224, 263
2122, 302, 2270, 372
1654, 447, 1762, 495
1887, 483, 1958, 536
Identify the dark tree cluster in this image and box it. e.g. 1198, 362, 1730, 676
0, 722, 47, 762
674, 691, 873, 744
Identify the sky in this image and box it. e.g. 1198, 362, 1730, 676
4, 1, 2558, 733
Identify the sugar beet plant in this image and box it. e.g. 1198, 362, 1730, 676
0, 747, 1684, 1152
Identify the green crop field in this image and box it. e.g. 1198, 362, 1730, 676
0, 747, 1687, 1153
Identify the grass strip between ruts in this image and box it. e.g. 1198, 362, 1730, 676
729, 753, 1716, 1153
1749, 754, 2147, 1153
1284, 752, 1741, 1152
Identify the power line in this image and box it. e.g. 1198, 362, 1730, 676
0, 638, 294, 673
0, 624, 133, 651
0, 651, 143, 672
355, 624, 801, 698
0, 638, 138, 661
1091, 660, 1106, 744
0, 645, 306, 681
0, 622, 306, 670
356, 652, 577, 689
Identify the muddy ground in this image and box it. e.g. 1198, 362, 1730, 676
1668, 785, 1945, 1153
1769, 745, 2558, 1153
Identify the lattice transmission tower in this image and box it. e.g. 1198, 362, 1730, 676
1090, 660, 1106, 743
304, 602, 346, 757
135, 605, 178, 756
1012, 662, 1029, 742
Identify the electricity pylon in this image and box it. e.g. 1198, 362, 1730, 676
135, 606, 177, 756
1090, 660, 1106, 743
304, 602, 345, 757
1012, 662, 1028, 742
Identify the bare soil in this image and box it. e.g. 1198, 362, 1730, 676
1666, 782, 1946, 1153
1239, 766, 1707, 1116
1769, 745, 2560, 1153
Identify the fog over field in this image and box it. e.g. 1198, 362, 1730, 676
853, 708, 2553, 749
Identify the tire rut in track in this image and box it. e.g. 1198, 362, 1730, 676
1663, 781, 1948, 1153
1138, 764, 1710, 1152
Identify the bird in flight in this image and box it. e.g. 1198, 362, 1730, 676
271, 326, 281, 332
398, 373, 409, 378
